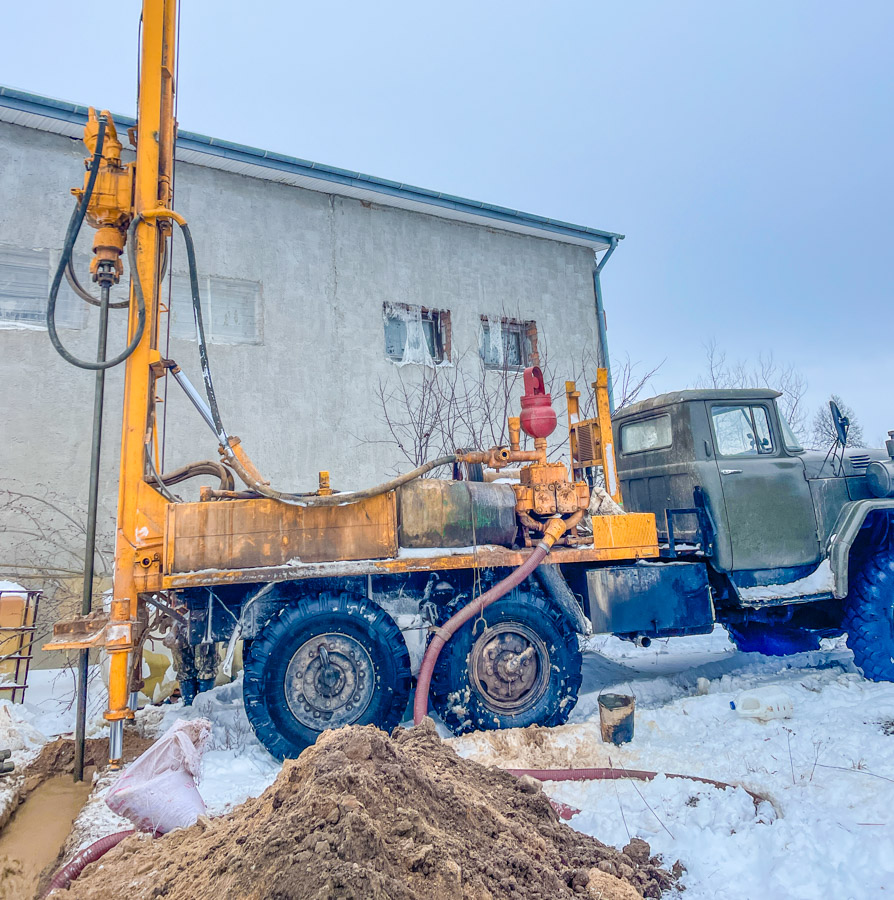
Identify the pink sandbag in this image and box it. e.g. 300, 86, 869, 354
106, 718, 212, 834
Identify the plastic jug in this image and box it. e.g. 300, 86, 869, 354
731, 686, 793, 721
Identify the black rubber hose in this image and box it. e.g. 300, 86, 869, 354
177, 221, 227, 441
63, 234, 168, 309
158, 460, 235, 492
46, 116, 146, 370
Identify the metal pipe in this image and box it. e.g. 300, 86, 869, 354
169, 365, 220, 438
74, 282, 111, 783
593, 237, 618, 413
108, 717, 124, 765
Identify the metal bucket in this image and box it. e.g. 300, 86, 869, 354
597, 693, 635, 745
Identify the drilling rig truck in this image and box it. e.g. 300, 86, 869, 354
44, 0, 894, 765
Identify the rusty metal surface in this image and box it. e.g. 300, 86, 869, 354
161, 512, 659, 589
42, 611, 136, 651
398, 479, 517, 548
164, 492, 398, 573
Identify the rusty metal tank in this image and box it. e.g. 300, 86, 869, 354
397, 479, 518, 549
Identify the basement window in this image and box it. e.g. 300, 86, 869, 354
384, 303, 450, 365
479, 316, 537, 369
0, 246, 84, 329
168, 275, 262, 344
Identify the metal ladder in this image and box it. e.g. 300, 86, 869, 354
0, 589, 42, 704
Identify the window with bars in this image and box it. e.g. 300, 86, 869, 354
167, 274, 262, 344
383, 303, 450, 364
0, 246, 85, 329
479, 316, 537, 369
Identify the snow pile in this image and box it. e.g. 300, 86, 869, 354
736, 559, 835, 602
0, 581, 27, 595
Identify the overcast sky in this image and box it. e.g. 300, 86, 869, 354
3, 1, 892, 442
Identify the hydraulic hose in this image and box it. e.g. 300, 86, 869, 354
139, 209, 228, 443
46, 117, 146, 371
223, 452, 458, 507
158, 460, 235, 492
65, 258, 128, 309
43, 829, 134, 896
413, 513, 581, 725
63, 234, 167, 310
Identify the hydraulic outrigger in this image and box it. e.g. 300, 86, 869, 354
45, 0, 660, 768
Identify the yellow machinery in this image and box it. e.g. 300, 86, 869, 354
45, 0, 659, 765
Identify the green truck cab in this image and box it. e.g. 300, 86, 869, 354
579, 389, 894, 678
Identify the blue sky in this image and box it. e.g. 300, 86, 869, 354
3, 1, 892, 441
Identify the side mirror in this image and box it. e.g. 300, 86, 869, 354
829, 399, 850, 447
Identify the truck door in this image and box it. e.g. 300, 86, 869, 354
709, 402, 820, 571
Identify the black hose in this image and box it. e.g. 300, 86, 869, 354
157, 460, 235, 492
46, 116, 146, 371
177, 221, 227, 441
63, 235, 168, 309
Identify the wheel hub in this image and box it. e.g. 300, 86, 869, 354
468, 623, 549, 713
285, 633, 375, 729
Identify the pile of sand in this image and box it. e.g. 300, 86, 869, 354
67, 720, 678, 900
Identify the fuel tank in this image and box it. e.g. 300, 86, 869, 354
397, 479, 518, 549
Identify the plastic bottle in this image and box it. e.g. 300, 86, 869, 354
730, 686, 794, 721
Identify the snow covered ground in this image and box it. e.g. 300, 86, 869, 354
455, 629, 894, 899
4, 629, 894, 898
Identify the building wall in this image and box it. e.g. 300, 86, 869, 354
0, 120, 601, 594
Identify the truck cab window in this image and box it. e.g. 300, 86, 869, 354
620, 414, 672, 454
711, 405, 774, 456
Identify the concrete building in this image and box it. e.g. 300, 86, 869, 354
0, 86, 621, 606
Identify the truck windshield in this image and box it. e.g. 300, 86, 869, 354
779, 413, 804, 453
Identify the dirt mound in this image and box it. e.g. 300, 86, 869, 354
67, 720, 677, 900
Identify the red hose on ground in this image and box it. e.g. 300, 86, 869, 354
43, 829, 134, 896
413, 514, 581, 726
506, 767, 769, 819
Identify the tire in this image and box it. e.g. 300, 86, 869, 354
725, 622, 822, 656
429, 587, 582, 736
844, 544, 894, 681
243, 591, 412, 760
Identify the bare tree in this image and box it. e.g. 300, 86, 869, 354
808, 394, 866, 449
0, 485, 114, 644
611, 353, 664, 411
695, 339, 809, 439
366, 332, 662, 470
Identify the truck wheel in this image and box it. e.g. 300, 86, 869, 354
242, 592, 412, 760
429, 590, 582, 736
844, 544, 894, 681
725, 622, 821, 656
